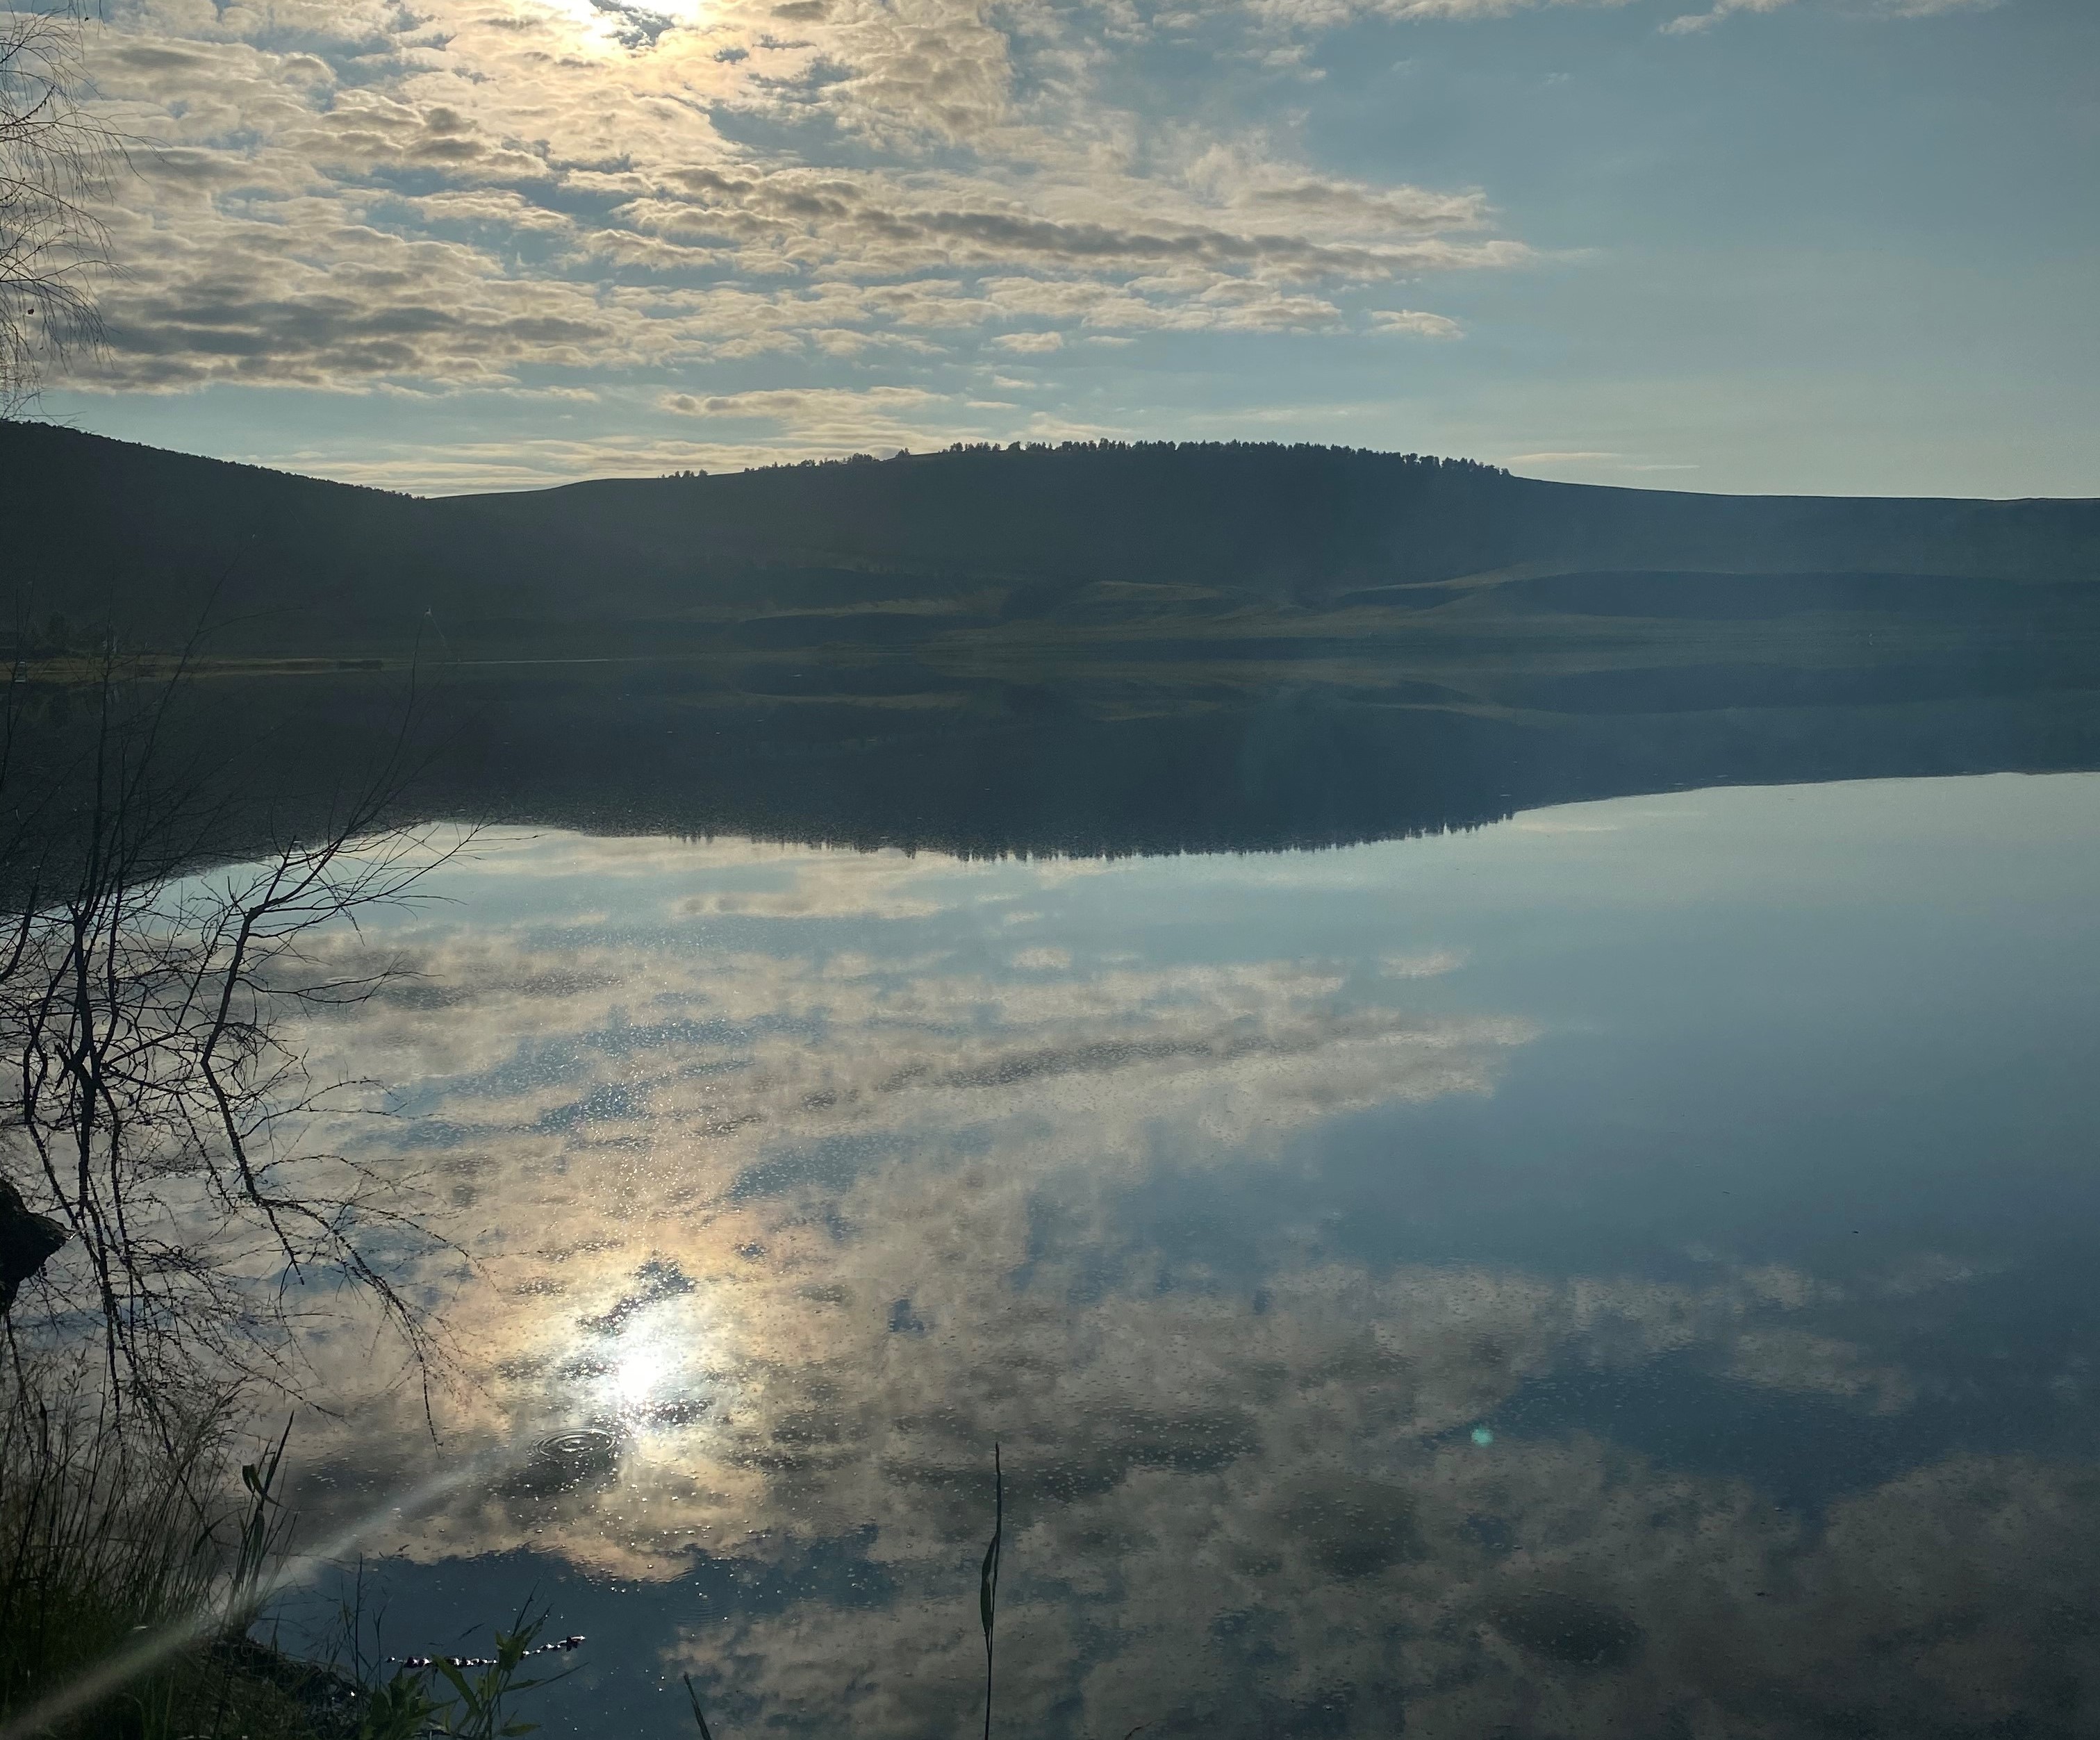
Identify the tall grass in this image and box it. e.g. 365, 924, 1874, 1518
0, 1361, 318, 1739
0, 1359, 586, 1740
980, 1443, 1002, 1740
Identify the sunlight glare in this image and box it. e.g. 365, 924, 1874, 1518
611, 1335, 674, 1411
523, 0, 711, 53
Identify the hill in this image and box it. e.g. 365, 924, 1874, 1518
4, 422, 2097, 662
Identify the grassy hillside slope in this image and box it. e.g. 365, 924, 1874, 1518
6, 424, 2097, 663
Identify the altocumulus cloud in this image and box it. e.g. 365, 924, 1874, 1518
1234, 0, 1992, 28
656, 385, 942, 439
1369, 308, 1463, 338
56, 0, 1991, 484
70, 0, 1512, 420
1660, 0, 1996, 28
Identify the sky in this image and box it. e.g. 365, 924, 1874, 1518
33, 0, 2100, 495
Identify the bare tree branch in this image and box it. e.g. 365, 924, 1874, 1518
0, 648, 468, 1417
1, 0, 115, 416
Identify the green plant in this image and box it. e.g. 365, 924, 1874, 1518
352, 1668, 441, 1740
229, 1418, 295, 1631
359, 1609, 581, 1740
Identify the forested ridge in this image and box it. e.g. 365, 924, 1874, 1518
6, 422, 2097, 658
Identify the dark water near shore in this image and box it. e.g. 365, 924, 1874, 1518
265, 769, 2100, 1739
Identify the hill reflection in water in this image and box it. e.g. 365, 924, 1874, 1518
273, 774, 2100, 1739
25, 615, 2097, 873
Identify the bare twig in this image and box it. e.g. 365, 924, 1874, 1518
0, 644, 463, 1413
0, 0, 117, 416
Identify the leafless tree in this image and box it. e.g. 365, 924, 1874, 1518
0, 643, 463, 1416
1, 0, 114, 416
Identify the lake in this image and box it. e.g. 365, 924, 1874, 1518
265, 768, 2100, 1738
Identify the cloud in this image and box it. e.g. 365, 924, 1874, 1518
1239, 0, 1645, 25
1660, 0, 1789, 26
1379, 947, 1466, 976
59, 0, 1526, 417
1236, 0, 1992, 30
1367, 307, 1462, 338
39, 0, 2000, 493
656, 385, 940, 428
1662, 0, 1996, 28
1505, 449, 1703, 476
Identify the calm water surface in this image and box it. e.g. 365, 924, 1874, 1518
279, 772, 2100, 1737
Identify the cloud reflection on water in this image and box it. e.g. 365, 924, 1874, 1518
274, 814, 2100, 1737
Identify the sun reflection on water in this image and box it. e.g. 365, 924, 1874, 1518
608, 1329, 677, 1414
